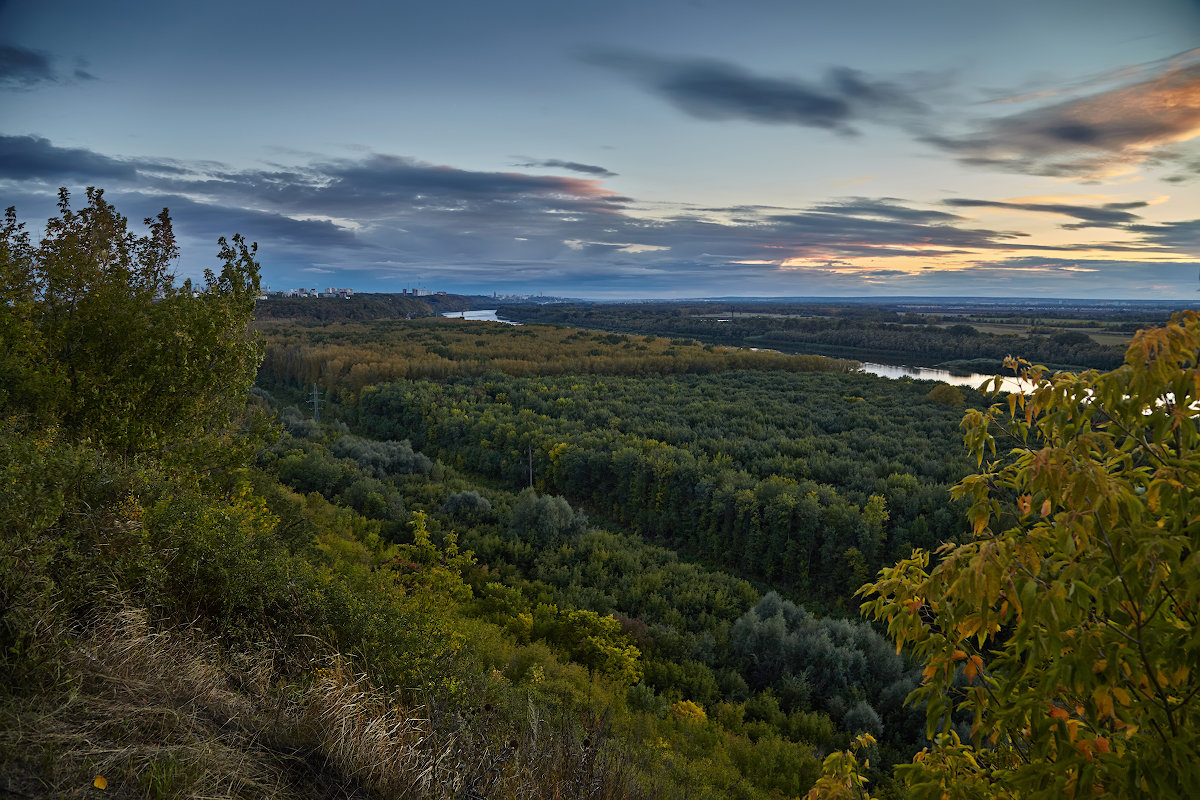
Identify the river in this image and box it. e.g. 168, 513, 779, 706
441, 309, 520, 324
858, 362, 1030, 393
444, 311, 1029, 391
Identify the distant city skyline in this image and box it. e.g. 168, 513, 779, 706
2, 0, 1198, 299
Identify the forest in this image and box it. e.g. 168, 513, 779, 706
346, 368, 974, 602
258, 318, 857, 391
495, 301, 1166, 371
255, 292, 491, 322
4, 193, 1198, 799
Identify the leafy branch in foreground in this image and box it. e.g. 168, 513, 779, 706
813, 311, 1200, 799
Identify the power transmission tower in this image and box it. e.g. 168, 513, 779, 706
311, 383, 322, 422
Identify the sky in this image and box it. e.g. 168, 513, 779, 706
2, 0, 1199, 300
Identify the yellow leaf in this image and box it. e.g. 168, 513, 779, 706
1040, 499, 1052, 517
93, 776, 107, 790
957, 618, 982, 640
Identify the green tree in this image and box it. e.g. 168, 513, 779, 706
508, 487, 588, 547
1, 188, 262, 458
817, 311, 1200, 799
925, 383, 965, 407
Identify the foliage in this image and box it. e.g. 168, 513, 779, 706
443, 489, 493, 516
926, 384, 965, 407
354, 369, 972, 601
805, 734, 881, 800
1, 189, 262, 458
729, 593, 915, 746
330, 432, 433, 477
262, 410, 928, 793
854, 311, 1200, 798
500, 301, 1132, 371
256, 316, 858, 394
509, 488, 588, 547
255, 292, 433, 321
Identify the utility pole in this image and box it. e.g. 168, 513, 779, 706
311, 383, 322, 422
528, 444, 534, 489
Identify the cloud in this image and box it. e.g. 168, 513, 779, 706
149, 154, 627, 224
2, 134, 1193, 297
944, 197, 1148, 229
586, 50, 926, 135
129, 193, 365, 250
0, 44, 96, 89
925, 53, 1200, 179
912, 257, 1200, 298
1162, 156, 1200, 184
514, 158, 617, 177
1128, 218, 1200, 258
0, 45, 54, 88
808, 198, 964, 224
0, 134, 137, 180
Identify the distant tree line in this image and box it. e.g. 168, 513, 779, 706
257, 318, 856, 394
255, 293, 436, 321
499, 303, 1130, 370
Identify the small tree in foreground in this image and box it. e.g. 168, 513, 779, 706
811, 311, 1200, 799
1, 188, 262, 458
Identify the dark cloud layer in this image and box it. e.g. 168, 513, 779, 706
0, 134, 136, 180
587, 51, 925, 135
1, 134, 1192, 297
945, 198, 1148, 229
0, 45, 95, 89
1129, 218, 1200, 257
514, 158, 617, 177
0, 45, 54, 88
143, 154, 625, 224
809, 198, 964, 224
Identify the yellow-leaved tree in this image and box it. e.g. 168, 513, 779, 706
811, 311, 1200, 799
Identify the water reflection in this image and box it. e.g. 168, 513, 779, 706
858, 362, 1030, 394
441, 309, 520, 325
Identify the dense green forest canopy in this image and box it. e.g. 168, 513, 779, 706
348, 369, 975, 602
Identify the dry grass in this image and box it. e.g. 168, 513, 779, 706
297, 657, 649, 799
0, 606, 339, 799
0, 607, 657, 800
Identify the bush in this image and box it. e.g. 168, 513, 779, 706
924, 384, 964, 407
508, 488, 587, 547
444, 490, 493, 517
